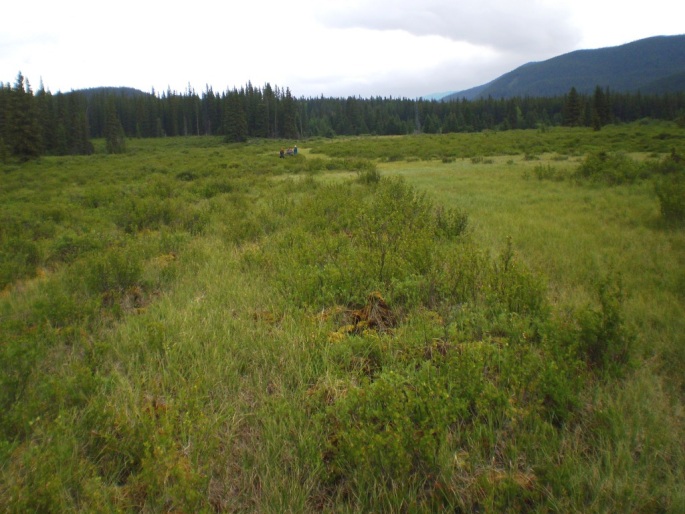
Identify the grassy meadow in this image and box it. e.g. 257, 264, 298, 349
1, 122, 684, 512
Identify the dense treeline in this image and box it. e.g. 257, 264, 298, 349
2, 71, 685, 160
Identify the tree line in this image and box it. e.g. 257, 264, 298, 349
2, 72, 684, 160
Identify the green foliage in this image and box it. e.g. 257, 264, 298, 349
573, 151, 645, 185
433, 205, 469, 239
356, 166, 381, 184
104, 101, 127, 154
652, 150, 685, 226
577, 273, 635, 377
491, 237, 548, 316
0, 237, 40, 288
82, 246, 143, 296
0, 132, 683, 512
562, 87, 583, 127
323, 362, 464, 484
532, 163, 566, 181
263, 177, 450, 306
319, 315, 585, 507
655, 172, 685, 225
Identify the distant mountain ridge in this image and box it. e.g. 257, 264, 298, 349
75, 86, 150, 98
443, 34, 685, 101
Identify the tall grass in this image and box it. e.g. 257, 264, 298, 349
1, 123, 683, 512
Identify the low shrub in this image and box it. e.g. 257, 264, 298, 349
0, 237, 40, 288
577, 273, 635, 377
356, 167, 381, 184
655, 172, 685, 226
573, 151, 646, 185
652, 150, 685, 226
434, 206, 469, 239
47, 230, 101, 265
532, 163, 566, 181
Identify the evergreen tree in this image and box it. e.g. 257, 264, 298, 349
8, 73, 43, 160
223, 90, 248, 143
562, 87, 583, 127
105, 99, 127, 153
442, 112, 460, 133
423, 113, 440, 134
281, 87, 298, 139
592, 85, 611, 129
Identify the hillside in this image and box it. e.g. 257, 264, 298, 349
73, 86, 150, 99
443, 34, 685, 101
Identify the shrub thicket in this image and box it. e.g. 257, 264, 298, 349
573, 151, 646, 185
653, 150, 685, 226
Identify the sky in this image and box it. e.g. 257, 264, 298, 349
2, 0, 683, 99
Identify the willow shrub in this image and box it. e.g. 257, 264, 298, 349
262, 177, 450, 307
255, 175, 596, 509
652, 151, 685, 226
572, 151, 646, 185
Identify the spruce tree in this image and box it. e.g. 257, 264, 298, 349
223, 91, 248, 143
105, 99, 126, 153
592, 86, 611, 128
562, 87, 583, 127
8, 73, 43, 160
281, 87, 298, 139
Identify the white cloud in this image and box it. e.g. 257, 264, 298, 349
313, 0, 580, 55
1, 0, 682, 98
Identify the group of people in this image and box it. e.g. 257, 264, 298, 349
279, 145, 297, 158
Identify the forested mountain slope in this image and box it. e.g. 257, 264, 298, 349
444, 34, 685, 100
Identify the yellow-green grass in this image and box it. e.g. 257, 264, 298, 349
376, 155, 684, 360
1, 125, 684, 512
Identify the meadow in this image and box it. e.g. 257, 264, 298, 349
1, 122, 684, 512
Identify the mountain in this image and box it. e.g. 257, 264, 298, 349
443, 34, 685, 101
419, 91, 458, 101
71, 86, 150, 99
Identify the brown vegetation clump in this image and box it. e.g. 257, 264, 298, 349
346, 291, 397, 334
353, 291, 395, 331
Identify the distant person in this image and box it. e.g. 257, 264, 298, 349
293, 145, 298, 155
280, 148, 285, 158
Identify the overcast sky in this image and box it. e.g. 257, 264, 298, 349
2, 0, 683, 98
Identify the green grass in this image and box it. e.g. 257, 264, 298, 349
1, 123, 684, 512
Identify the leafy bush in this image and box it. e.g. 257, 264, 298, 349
652, 150, 685, 225
267, 178, 442, 306
0, 237, 40, 287
577, 274, 634, 377
573, 151, 645, 185
434, 206, 469, 239
320, 324, 584, 499
532, 163, 566, 181
322, 364, 462, 485
655, 172, 685, 226
356, 166, 381, 184
47, 230, 101, 265
491, 237, 547, 317
80, 246, 144, 307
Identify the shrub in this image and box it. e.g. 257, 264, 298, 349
434, 206, 469, 239
48, 230, 101, 265
577, 273, 634, 377
655, 172, 685, 226
652, 150, 685, 226
533, 164, 565, 181
322, 363, 468, 485
268, 178, 441, 307
356, 167, 381, 184
573, 151, 645, 185
0, 237, 40, 288
491, 237, 547, 317
82, 246, 143, 298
